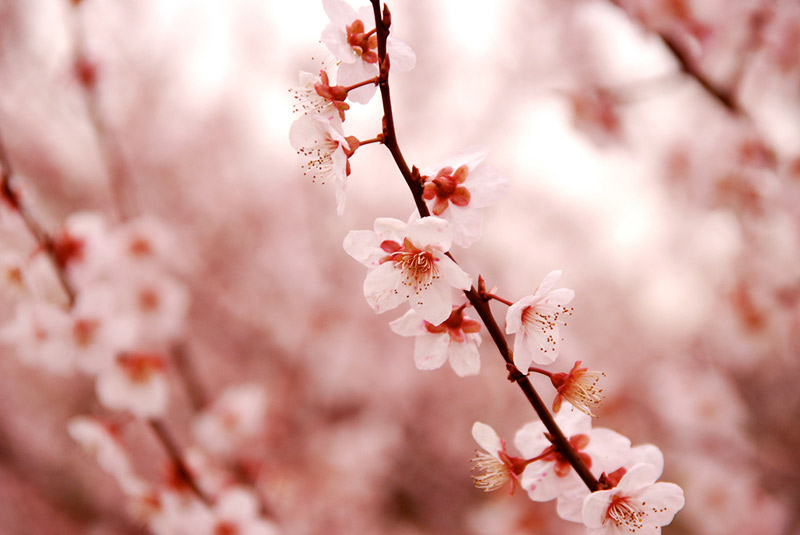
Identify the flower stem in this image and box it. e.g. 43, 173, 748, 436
481, 292, 514, 306
344, 76, 380, 93
528, 366, 554, 378
148, 418, 211, 504
369, 0, 599, 493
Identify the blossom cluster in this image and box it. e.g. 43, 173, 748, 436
0, 197, 278, 533
292, 1, 685, 533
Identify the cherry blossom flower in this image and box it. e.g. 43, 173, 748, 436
96, 352, 169, 418
389, 303, 482, 376
321, 0, 416, 104
471, 422, 531, 493
515, 408, 630, 504
289, 112, 352, 214
556, 444, 665, 524
193, 384, 268, 456
67, 416, 145, 494
343, 216, 472, 324
204, 487, 279, 535
582, 463, 685, 535
67, 284, 138, 374
0, 300, 73, 374
550, 360, 605, 416
506, 270, 574, 371
291, 70, 349, 121
419, 147, 509, 248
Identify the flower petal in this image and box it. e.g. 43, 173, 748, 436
413, 333, 449, 370
363, 262, 405, 314
472, 422, 503, 458
448, 338, 480, 376
388, 308, 426, 337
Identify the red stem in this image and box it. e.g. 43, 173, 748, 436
369, 0, 599, 493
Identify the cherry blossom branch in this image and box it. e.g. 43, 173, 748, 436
1, 128, 213, 509
68, 2, 138, 221
148, 419, 210, 504
0, 127, 77, 306
369, 0, 600, 493
605, 0, 740, 115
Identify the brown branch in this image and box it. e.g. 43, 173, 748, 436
68, 3, 138, 221
606, 0, 740, 115
369, 0, 599, 493
148, 419, 210, 504
0, 127, 76, 306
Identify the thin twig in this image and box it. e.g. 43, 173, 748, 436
0, 127, 76, 306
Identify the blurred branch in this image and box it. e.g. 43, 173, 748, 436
0, 127, 77, 306
605, 0, 742, 115
67, 3, 138, 221
370, 0, 600, 493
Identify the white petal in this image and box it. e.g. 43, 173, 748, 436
444, 205, 483, 248
615, 463, 660, 495
405, 216, 453, 251
513, 420, 549, 457
505, 296, 535, 334
343, 230, 382, 267
448, 339, 480, 376
322, 0, 356, 25
411, 279, 452, 324
337, 61, 379, 104
435, 253, 472, 290
534, 270, 563, 298
582, 489, 614, 528
388, 308, 426, 337
386, 35, 416, 72
420, 146, 489, 176
628, 444, 664, 476
363, 263, 405, 314
556, 487, 590, 522
585, 428, 631, 476
373, 217, 407, 241
540, 287, 575, 306
321, 25, 357, 63
522, 464, 562, 502
512, 332, 535, 373
413, 333, 449, 370
637, 482, 685, 526
464, 165, 510, 208
471, 422, 503, 457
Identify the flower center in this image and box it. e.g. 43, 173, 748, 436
471, 450, 511, 492
606, 495, 646, 531
422, 165, 471, 215
381, 238, 439, 291
73, 318, 99, 347
346, 20, 378, 63
520, 302, 572, 354
298, 136, 342, 184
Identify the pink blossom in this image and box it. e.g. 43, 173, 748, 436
505, 270, 575, 371
291, 70, 349, 121
67, 416, 145, 494
289, 112, 351, 214
204, 487, 279, 535
192, 384, 268, 456
0, 300, 73, 374
343, 216, 472, 324
419, 147, 509, 248
95, 352, 169, 418
471, 422, 529, 493
582, 463, 685, 535
515, 409, 630, 503
389, 304, 482, 376
320, 0, 416, 104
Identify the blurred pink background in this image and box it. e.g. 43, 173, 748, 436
1, 0, 799, 533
